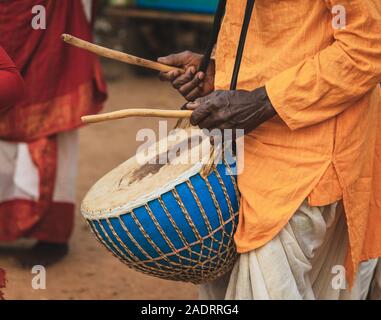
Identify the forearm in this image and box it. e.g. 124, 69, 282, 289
0, 46, 24, 112
0, 68, 24, 112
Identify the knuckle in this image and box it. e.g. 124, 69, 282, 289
179, 87, 188, 95
180, 76, 190, 84
170, 73, 178, 81
175, 78, 185, 86
192, 77, 201, 86
173, 77, 187, 88
172, 82, 181, 90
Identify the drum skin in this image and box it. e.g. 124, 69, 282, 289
83, 161, 239, 284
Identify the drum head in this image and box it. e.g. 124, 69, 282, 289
82, 127, 212, 219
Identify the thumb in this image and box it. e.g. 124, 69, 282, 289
158, 51, 191, 67
158, 54, 182, 66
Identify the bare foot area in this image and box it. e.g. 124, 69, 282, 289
0, 70, 198, 300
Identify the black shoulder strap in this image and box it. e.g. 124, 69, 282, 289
230, 0, 255, 90
199, 0, 227, 73
199, 0, 255, 90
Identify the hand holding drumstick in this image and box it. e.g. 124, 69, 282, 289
61, 34, 193, 124
158, 51, 216, 102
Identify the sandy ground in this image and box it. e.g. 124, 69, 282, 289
0, 67, 199, 300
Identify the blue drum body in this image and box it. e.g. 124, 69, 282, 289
83, 162, 239, 284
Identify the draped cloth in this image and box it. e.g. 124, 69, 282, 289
0, 46, 24, 112
200, 200, 380, 300
214, 0, 381, 286
0, 0, 106, 141
0, 45, 22, 301
370, 260, 381, 299
0, 0, 106, 243
0, 131, 78, 243
0, 131, 78, 298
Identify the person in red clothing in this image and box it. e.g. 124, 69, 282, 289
0, 46, 24, 300
0, 0, 107, 267
0, 46, 24, 111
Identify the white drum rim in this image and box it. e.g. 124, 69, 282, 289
81, 161, 204, 220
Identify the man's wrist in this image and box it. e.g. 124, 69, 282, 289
253, 86, 277, 120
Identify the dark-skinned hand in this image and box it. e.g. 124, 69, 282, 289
186, 86, 277, 134
158, 51, 215, 101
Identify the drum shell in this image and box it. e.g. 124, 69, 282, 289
84, 162, 239, 284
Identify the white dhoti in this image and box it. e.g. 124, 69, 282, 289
0, 131, 78, 243
0, 131, 78, 205
200, 200, 380, 300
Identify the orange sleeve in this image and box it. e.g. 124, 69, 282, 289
265, 0, 381, 130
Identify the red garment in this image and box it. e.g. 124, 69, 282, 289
0, 0, 107, 141
0, 0, 106, 243
0, 46, 24, 112
0, 47, 20, 302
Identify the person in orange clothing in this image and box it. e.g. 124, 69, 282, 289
0, 0, 106, 267
159, 0, 381, 299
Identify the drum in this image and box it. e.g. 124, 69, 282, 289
81, 128, 239, 284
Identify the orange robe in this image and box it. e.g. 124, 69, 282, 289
214, 0, 381, 284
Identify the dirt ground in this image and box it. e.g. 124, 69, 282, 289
0, 65, 199, 300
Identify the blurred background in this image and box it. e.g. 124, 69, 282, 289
0, 0, 218, 300
96, 0, 216, 78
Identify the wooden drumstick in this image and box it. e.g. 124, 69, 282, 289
61, 34, 184, 73
81, 109, 193, 124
